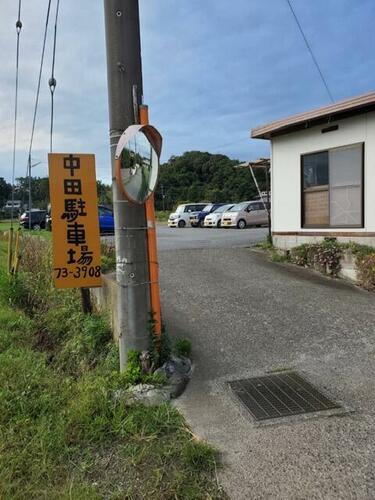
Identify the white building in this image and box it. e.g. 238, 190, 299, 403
251, 91, 375, 249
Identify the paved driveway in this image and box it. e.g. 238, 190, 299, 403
159, 247, 375, 499
156, 225, 267, 251
103, 226, 267, 251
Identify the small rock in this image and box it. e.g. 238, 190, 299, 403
124, 383, 171, 406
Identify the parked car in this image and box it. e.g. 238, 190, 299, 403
98, 205, 114, 234
221, 200, 270, 229
203, 204, 235, 228
168, 203, 208, 228
45, 205, 114, 234
20, 209, 47, 230
189, 203, 226, 227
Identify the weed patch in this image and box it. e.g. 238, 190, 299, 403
0, 238, 224, 498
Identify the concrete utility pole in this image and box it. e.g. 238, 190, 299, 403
103, 0, 150, 370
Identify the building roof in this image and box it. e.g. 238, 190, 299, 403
251, 91, 375, 140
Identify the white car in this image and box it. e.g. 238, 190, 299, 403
203, 204, 234, 228
168, 203, 208, 228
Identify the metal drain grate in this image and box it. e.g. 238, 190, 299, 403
229, 372, 340, 421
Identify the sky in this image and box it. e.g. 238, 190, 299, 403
0, 0, 374, 185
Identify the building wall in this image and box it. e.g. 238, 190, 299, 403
271, 111, 375, 249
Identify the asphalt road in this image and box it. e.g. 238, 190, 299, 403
103, 225, 268, 251
157, 225, 267, 251
158, 247, 375, 499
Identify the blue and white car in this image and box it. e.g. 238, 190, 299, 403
189, 203, 226, 228
168, 203, 208, 228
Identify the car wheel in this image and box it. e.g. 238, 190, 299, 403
217, 220, 221, 228
199, 219, 204, 228
178, 220, 186, 228
237, 219, 246, 229
32, 223, 41, 231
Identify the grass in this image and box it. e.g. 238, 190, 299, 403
0, 235, 225, 499
0, 221, 51, 240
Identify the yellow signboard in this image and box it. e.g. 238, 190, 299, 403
48, 153, 102, 289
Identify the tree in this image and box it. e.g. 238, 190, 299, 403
0, 178, 12, 208
154, 151, 267, 211
96, 180, 112, 206
15, 177, 50, 209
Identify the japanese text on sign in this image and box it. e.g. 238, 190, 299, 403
48, 153, 102, 288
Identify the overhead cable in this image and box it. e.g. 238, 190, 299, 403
49, 0, 60, 153
27, 0, 53, 172
11, 0, 22, 227
285, 0, 334, 103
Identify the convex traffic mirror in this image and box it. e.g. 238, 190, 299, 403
115, 124, 162, 203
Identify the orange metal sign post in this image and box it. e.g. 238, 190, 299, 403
140, 105, 162, 336
48, 153, 102, 289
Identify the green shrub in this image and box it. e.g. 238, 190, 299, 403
341, 241, 375, 258
123, 349, 142, 385
290, 239, 342, 276
181, 440, 217, 471
355, 253, 375, 291
148, 316, 172, 368
174, 338, 192, 358
101, 241, 116, 273
290, 243, 311, 266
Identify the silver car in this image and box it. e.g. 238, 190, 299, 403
221, 200, 269, 229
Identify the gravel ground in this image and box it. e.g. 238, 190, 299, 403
159, 247, 375, 499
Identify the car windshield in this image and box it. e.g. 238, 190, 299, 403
202, 205, 212, 212
228, 202, 249, 212
175, 205, 184, 213
213, 204, 233, 213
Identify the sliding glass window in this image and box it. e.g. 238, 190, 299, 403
302, 143, 363, 228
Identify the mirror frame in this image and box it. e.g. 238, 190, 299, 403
114, 124, 163, 204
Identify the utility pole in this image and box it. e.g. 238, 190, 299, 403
103, 0, 150, 370
28, 155, 32, 230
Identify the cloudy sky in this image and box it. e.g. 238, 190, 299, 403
1, 0, 374, 184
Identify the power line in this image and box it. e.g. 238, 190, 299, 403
11, 1, 22, 227
285, 0, 334, 103
27, 0, 52, 170
49, 0, 60, 153
26, 0, 52, 221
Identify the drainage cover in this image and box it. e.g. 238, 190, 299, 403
229, 372, 340, 421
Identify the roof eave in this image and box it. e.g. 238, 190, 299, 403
250, 91, 375, 141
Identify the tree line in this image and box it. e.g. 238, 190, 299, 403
0, 178, 112, 213
154, 151, 267, 211
0, 151, 267, 213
